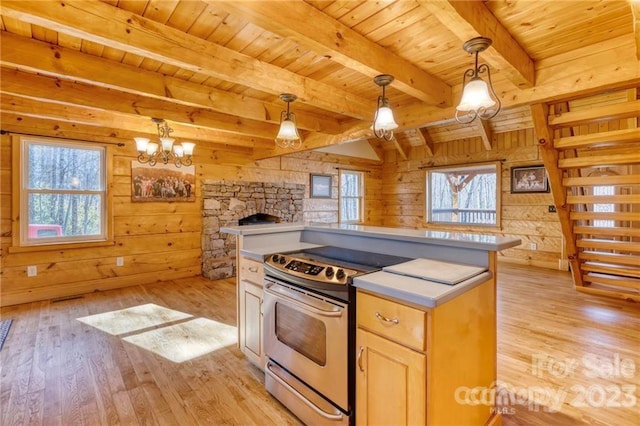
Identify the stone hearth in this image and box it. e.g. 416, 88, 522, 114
201, 180, 305, 279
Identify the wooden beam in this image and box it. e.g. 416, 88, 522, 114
391, 137, 408, 161
530, 103, 583, 287
0, 0, 373, 120
0, 94, 272, 148
420, 0, 535, 88
0, 69, 283, 140
214, 0, 451, 106
476, 120, 493, 150
563, 174, 640, 187
416, 128, 435, 157
631, 0, 640, 60
0, 32, 344, 134
366, 139, 386, 163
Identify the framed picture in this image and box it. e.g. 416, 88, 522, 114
511, 165, 549, 193
310, 174, 332, 198
131, 161, 196, 202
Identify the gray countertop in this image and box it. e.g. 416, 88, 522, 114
221, 222, 521, 252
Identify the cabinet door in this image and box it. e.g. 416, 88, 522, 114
239, 279, 264, 368
356, 328, 426, 426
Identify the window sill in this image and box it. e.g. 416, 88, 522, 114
423, 222, 503, 233
8, 239, 116, 254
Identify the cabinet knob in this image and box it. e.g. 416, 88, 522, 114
375, 311, 399, 325
248, 266, 258, 272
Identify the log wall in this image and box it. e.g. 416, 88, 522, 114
0, 132, 383, 307
380, 129, 563, 269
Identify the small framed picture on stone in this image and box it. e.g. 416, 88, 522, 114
310, 174, 332, 198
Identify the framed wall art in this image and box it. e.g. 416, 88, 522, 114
310, 174, 332, 198
510, 165, 549, 194
131, 161, 196, 202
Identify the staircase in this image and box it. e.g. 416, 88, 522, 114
530, 89, 640, 302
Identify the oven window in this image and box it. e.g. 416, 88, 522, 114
275, 303, 327, 366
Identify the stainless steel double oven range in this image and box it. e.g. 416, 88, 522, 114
262, 246, 409, 425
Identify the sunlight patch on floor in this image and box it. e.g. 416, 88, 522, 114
77, 303, 192, 335
122, 317, 237, 362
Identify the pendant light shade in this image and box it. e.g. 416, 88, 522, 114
371, 74, 398, 141
455, 37, 501, 124
275, 93, 302, 149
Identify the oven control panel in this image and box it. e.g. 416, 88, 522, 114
265, 254, 358, 285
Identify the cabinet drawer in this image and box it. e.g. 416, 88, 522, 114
357, 291, 426, 351
239, 257, 264, 285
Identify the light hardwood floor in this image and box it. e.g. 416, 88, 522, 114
1, 263, 639, 425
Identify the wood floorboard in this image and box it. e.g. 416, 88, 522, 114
1, 264, 639, 425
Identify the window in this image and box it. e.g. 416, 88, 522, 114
592, 185, 615, 228
340, 170, 364, 223
426, 162, 500, 226
19, 136, 107, 246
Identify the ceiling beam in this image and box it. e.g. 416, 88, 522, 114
1, 68, 286, 140
391, 137, 408, 161
476, 120, 493, 150
0, 93, 273, 148
416, 128, 435, 157
214, 0, 452, 107
631, 0, 640, 60
420, 0, 535, 88
0, 32, 344, 135
0, 0, 374, 120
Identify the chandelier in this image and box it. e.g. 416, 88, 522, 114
135, 118, 195, 167
371, 74, 399, 141
275, 93, 302, 149
455, 37, 501, 124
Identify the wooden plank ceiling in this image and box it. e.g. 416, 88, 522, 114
0, 0, 639, 159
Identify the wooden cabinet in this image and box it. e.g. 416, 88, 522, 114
237, 255, 265, 368
356, 276, 499, 425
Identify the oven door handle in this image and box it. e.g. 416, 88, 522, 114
264, 283, 344, 318
266, 361, 345, 422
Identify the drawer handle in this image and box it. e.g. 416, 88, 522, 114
375, 311, 399, 325
248, 266, 258, 273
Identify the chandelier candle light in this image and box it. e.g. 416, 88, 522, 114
372, 74, 399, 141
275, 93, 302, 149
135, 118, 195, 167
455, 36, 501, 124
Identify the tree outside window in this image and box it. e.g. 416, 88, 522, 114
426, 163, 500, 226
340, 170, 364, 224
20, 137, 107, 246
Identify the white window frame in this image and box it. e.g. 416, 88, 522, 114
16, 135, 108, 247
339, 170, 365, 224
425, 161, 501, 228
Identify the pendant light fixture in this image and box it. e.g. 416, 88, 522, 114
455, 37, 501, 124
275, 93, 302, 149
371, 74, 399, 141
135, 118, 195, 167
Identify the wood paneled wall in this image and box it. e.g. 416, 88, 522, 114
0, 132, 382, 307
380, 129, 563, 269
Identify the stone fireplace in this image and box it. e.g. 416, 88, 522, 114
201, 180, 305, 279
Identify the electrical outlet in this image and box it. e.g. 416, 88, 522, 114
116, 256, 124, 267
27, 265, 37, 277
548, 205, 557, 213
529, 243, 537, 250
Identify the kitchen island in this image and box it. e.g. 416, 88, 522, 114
221, 223, 520, 425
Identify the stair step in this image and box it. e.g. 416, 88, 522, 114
566, 194, 640, 204
559, 152, 640, 169
571, 211, 640, 221
580, 251, 640, 266
574, 226, 640, 238
575, 286, 640, 302
548, 99, 640, 127
583, 272, 640, 290
576, 239, 640, 253
555, 128, 640, 149
582, 262, 640, 278
563, 174, 640, 187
